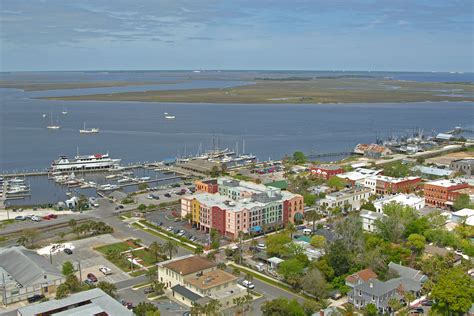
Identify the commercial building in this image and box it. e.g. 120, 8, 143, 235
318, 187, 372, 211
0, 246, 65, 305
16, 288, 132, 316
360, 209, 384, 232
309, 165, 344, 180
411, 165, 456, 179
337, 168, 383, 187
450, 158, 474, 176
157, 255, 246, 309
195, 179, 219, 194
364, 175, 421, 195
348, 262, 427, 314
424, 179, 470, 208
181, 177, 304, 239
374, 194, 425, 213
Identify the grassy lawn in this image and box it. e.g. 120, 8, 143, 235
132, 249, 159, 266
95, 240, 140, 254
95, 240, 160, 271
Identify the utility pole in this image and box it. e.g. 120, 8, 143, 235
2, 273, 7, 307
77, 261, 82, 283
49, 248, 53, 265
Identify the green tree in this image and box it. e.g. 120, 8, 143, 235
68, 219, 77, 230
364, 303, 378, 316
360, 201, 376, 212
310, 235, 326, 248
210, 166, 220, 177
375, 202, 418, 243
292, 151, 307, 164
327, 176, 347, 190
383, 161, 410, 178
453, 193, 472, 211
305, 210, 320, 233
261, 298, 305, 316
138, 183, 149, 191
278, 259, 305, 286
266, 232, 291, 257
134, 302, 159, 316
96, 281, 117, 298
203, 298, 222, 315
55, 283, 70, 299
62, 261, 75, 276
327, 240, 351, 276
23, 228, 39, 246
406, 233, 426, 255
138, 204, 147, 211
149, 241, 163, 262
301, 269, 327, 299
431, 268, 474, 314
145, 311, 161, 316
217, 262, 226, 270
285, 222, 297, 239
162, 240, 178, 259
194, 244, 204, 255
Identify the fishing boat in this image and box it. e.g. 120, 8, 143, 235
79, 122, 99, 134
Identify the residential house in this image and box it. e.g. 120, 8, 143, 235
157, 255, 246, 309
345, 268, 378, 289
360, 209, 384, 232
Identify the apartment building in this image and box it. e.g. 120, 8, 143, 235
181, 177, 304, 239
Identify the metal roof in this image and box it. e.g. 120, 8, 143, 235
171, 284, 203, 302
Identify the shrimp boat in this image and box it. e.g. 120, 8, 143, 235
79, 122, 99, 134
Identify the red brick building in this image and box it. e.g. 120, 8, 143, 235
424, 179, 470, 208
310, 165, 344, 180
372, 176, 422, 195
195, 179, 219, 194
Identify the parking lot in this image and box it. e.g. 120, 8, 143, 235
49, 234, 132, 284
145, 208, 212, 245
134, 182, 196, 207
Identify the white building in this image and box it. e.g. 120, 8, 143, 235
451, 208, 474, 226
374, 194, 425, 213
337, 168, 383, 186
318, 187, 372, 211
360, 209, 384, 232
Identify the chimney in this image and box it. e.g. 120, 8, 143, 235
320, 310, 324, 316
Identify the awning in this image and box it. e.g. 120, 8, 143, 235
250, 226, 262, 232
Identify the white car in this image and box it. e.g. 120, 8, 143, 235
99, 266, 112, 275
31, 216, 41, 222
242, 280, 255, 289
256, 243, 266, 250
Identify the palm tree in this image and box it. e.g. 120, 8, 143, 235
337, 304, 355, 316
194, 245, 204, 256
145, 268, 157, 283
190, 302, 204, 315
285, 222, 297, 239
387, 297, 402, 315
149, 241, 163, 262
204, 299, 221, 316
305, 209, 320, 233
233, 296, 245, 315
162, 240, 178, 259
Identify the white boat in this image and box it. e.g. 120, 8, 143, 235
51, 153, 121, 172
105, 174, 119, 179
109, 164, 125, 171
139, 176, 151, 181
42, 114, 47, 118
62, 108, 68, 115
79, 122, 99, 134
165, 115, 175, 119
117, 178, 132, 184
47, 113, 61, 130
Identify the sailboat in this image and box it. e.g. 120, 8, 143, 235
79, 122, 99, 134
47, 113, 61, 130
62, 107, 68, 115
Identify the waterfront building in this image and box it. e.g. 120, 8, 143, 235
450, 158, 474, 176
318, 187, 372, 211
181, 177, 304, 239
0, 246, 65, 305
374, 194, 425, 213
16, 288, 132, 316
309, 165, 344, 180
157, 255, 246, 309
364, 175, 422, 195
424, 179, 470, 208
354, 144, 392, 158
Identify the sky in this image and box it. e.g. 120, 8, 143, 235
1, 0, 473, 72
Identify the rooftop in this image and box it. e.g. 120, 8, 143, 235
368, 175, 420, 184
360, 209, 384, 220
311, 164, 343, 171
346, 268, 378, 284
425, 178, 468, 188
185, 269, 237, 290
16, 288, 132, 316
411, 165, 455, 177
163, 255, 216, 276
171, 284, 202, 302
374, 194, 424, 207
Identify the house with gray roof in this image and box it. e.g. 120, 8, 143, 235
16, 288, 133, 316
348, 262, 427, 313
0, 246, 65, 305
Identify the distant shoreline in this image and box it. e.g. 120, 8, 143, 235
36, 79, 474, 104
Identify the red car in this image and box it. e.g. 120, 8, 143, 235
48, 214, 58, 219
42, 215, 51, 220
87, 273, 98, 282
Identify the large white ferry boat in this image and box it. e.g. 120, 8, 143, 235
50, 153, 121, 172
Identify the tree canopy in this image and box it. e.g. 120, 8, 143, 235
431, 268, 474, 314
261, 298, 305, 316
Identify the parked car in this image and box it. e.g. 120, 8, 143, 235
256, 243, 266, 250
144, 287, 154, 294
126, 302, 133, 310
410, 308, 424, 314
241, 280, 255, 289
64, 248, 73, 255
164, 193, 171, 198
48, 214, 58, 219
99, 266, 112, 275
87, 273, 98, 282
421, 300, 433, 306
15, 215, 26, 221
27, 294, 44, 303
84, 279, 94, 286
31, 216, 41, 222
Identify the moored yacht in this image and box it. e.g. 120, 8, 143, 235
51, 153, 121, 172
